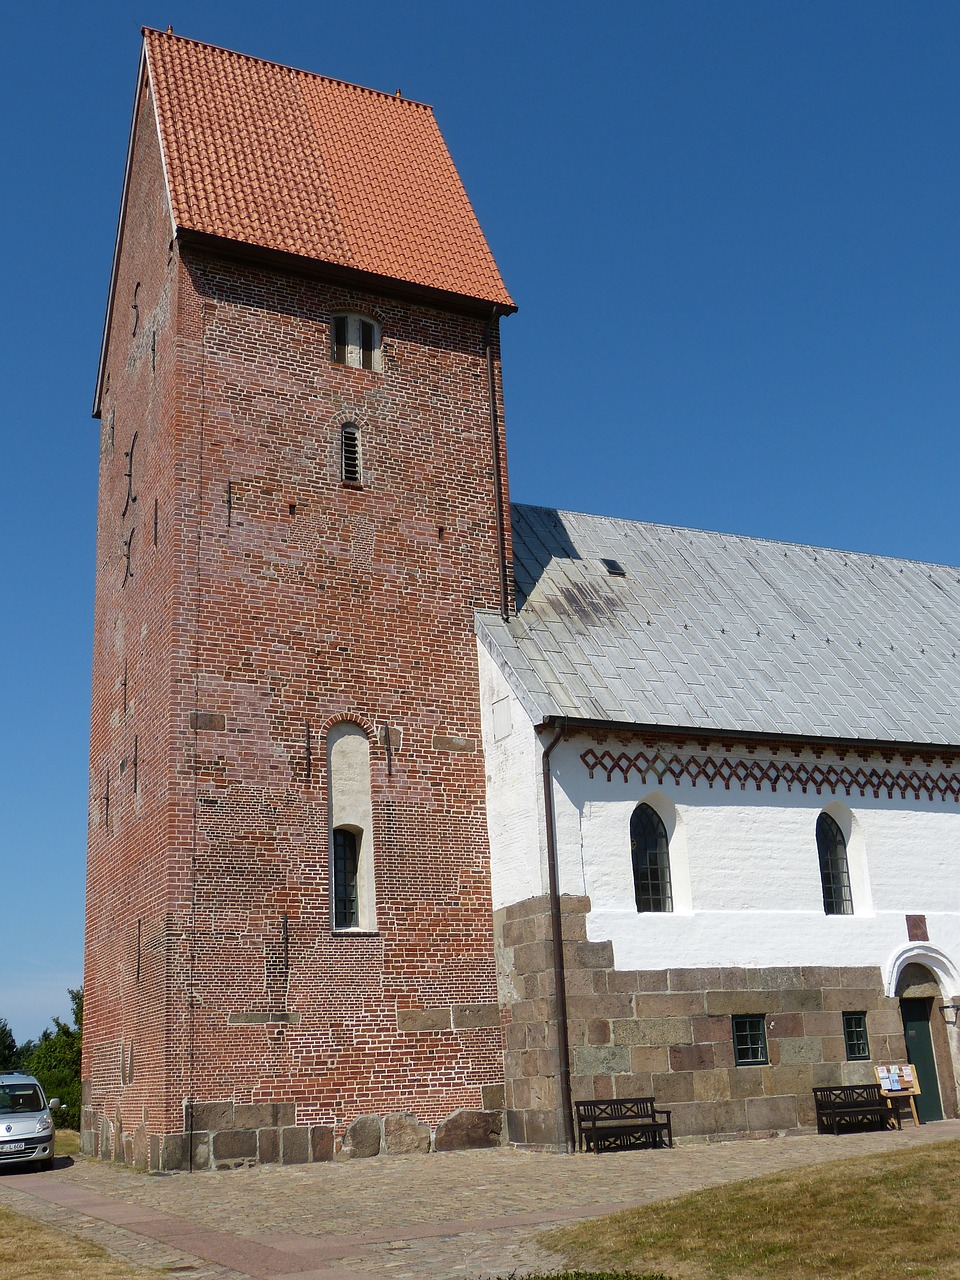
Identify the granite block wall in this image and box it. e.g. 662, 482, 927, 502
495, 893, 920, 1145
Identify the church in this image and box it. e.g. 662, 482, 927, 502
82, 29, 960, 1170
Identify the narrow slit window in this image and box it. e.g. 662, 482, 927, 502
359, 320, 376, 370
332, 315, 348, 365
817, 812, 853, 915
341, 423, 362, 484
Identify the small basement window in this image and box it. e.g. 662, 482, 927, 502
732, 1015, 768, 1065
331, 314, 381, 372
842, 1012, 870, 1061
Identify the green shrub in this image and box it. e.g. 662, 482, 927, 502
24, 988, 83, 1131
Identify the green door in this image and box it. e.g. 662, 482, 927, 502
900, 998, 943, 1123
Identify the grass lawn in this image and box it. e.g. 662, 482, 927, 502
0, 1203, 160, 1280
56, 1129, 81, 1159
0, 1130, 160, 1280
542, 1139, 960, 1280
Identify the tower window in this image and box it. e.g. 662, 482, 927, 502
331, 314, 381, 371
630, 802, 673, 912
817, 812, 853, 915
341, 423, 362, 485
328, 723, 376, 932
333, 828, 359, 929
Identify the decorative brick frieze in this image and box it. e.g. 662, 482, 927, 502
581, 742, 960, 802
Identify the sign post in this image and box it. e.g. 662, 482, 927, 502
875, 1063, 921, 1127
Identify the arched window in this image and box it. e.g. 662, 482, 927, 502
333, 828, 359, 929
341, 422, 361, 484
328, 724, 376, 931
817, 811, 853, 915
330, 314, 381, 371
631, 803, 672, 912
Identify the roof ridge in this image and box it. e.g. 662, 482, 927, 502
512, 502, 960, 575
141, 27, 433, 111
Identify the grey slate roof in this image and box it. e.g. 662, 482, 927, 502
475, 504, 960, 747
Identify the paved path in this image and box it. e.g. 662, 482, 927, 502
1, 1121, 958, 1279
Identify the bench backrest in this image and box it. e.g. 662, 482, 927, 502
575, 1098, 658, 1122
813, 1085, 883, 1105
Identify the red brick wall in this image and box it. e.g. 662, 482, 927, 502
84, 86, 511, 1155
84, 79, 185, 1151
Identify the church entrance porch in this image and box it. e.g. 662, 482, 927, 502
894, 960, 960, 1124
899, 998, 943, 1122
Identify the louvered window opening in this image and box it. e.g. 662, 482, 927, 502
331, 314, 380, 371
842, 1011, 870, 1060
630, 803, 673, 912
341, 423, 361, 484
732, 1015, 768, 1065
817, 812, 853, 915
333, 828, 359, 929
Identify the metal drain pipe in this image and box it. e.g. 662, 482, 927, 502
541, 717, 575, 1152
484, 307, 510, 622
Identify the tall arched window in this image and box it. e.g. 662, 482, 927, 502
328, 723, 376, 931
333, 828, 359, 929
631, 803, 673, 912
817, 811, 853, 915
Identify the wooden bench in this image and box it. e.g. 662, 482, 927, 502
575, 1098, 673, 1153
813, 1084, 901, 1136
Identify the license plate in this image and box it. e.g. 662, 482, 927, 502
2, 1142, 25, 1152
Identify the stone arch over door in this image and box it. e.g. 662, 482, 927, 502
888, 955, 959, 1122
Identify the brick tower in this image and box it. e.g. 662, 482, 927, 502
84, 29, 515, 1170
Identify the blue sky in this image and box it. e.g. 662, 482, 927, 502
2, 2, 959, 1042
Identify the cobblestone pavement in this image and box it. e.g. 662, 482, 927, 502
1, 1121, 958, 1279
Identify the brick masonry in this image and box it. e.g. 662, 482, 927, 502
83, 77, 512, 1166
494, 893, 935, 1145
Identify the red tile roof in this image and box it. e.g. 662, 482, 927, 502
143, 29, 514, 308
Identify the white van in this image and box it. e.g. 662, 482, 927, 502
0, 1074, 60, 1171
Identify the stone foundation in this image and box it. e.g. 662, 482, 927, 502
495, 893, 915, 1145
80, 1100, 502, 1171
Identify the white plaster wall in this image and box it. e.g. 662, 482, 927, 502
477, 644, 548, 909
549, 734, 960, 979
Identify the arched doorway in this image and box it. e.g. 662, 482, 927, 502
896, 963, 953, 1123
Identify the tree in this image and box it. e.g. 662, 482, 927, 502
0, 1019, 16, 1071
26, 988, 83, 1130
13, 1038, 38, 1069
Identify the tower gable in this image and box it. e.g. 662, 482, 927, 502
145, 29, 513, 305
